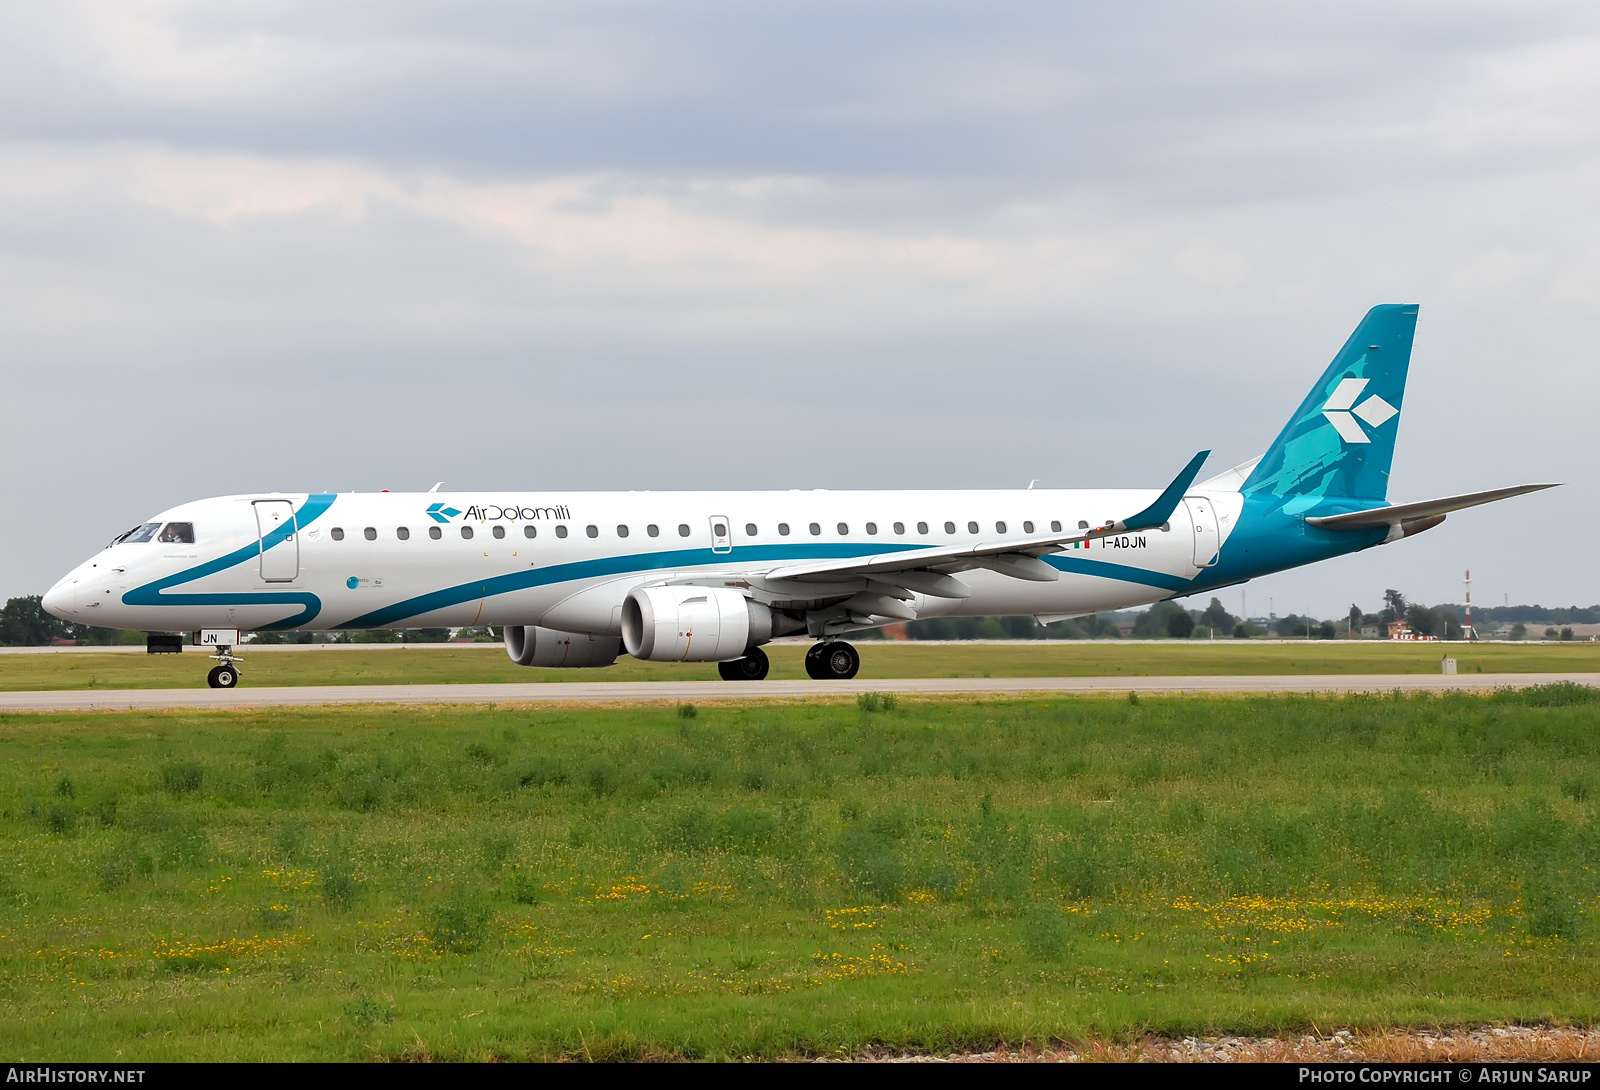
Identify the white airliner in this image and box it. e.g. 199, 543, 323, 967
43, 305, 1553, 688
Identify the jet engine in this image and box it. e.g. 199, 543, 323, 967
621, 586, 773, 662
503, 625, 621, 668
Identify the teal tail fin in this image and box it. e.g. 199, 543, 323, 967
1242, 304, 1418, 500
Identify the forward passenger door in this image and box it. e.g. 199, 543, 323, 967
254, 500, 299, 582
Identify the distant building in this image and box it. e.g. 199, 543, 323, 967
1360, 624, 1380, 639
1387, 620, 1423, 640
1115, 620, 1136, 637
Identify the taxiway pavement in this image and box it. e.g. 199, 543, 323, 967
0, 673, 1595, 713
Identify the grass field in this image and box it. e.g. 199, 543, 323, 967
2, 687, 1599, 1060
2, 640, 1597, 691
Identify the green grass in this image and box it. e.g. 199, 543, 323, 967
3, 639, 1597, 691
2, 687, 1599, 1059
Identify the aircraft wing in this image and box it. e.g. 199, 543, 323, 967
761, 450, 1211, 586
1303, 483, 1558, 531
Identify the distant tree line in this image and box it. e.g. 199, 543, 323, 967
0, 596, 131, 647
1424, 604, 1600, 626
0, 595, 476, 647
5, 587, 1595, 647
894, 614, 1125, 640
249, 628, 456, 644
894, 598, 1245, 641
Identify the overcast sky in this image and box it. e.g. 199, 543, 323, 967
3, 1, 1596, 617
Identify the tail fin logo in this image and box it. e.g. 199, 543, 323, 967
1321, 377, 1398, 445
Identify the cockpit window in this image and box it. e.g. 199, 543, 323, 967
117, 523, 161, 545
157, 522, 196, 544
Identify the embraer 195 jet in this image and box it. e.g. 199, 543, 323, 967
44, 305, 1553, 688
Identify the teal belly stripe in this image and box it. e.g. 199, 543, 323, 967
340, 542, 1192, 628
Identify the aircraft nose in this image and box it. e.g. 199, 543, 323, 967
42, 581, 76, 620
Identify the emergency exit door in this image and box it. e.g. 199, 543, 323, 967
1183, 497, 1219, 568
254, 500, 299, 582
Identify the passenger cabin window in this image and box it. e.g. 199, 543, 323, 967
808, 523, 821, 536
460, 526, 474, 540
617, 525, 629, 538
1052, 521, 1064, 532
556, 525, 569, 539
865, 522, 877, 535
836, 522, 848, 535
1023, 521, 1034, 534
157, 522, 196, 544
330, 527, 345, 541
967, 521, 979, 534
492, 526, 505, 539
778, 523, 790, 536
917, 522, 929, 534
677, 524, 690, 537
523, 525, 536, 538
364, 527, 377, 540
397, 527, 410, 540
893, 522, 905, 534
745, 523, 757, 536
586, 525, 598, 538
943, 521, 956, 534
428, 526, 442, 539
996, 521, 1007, 534
712, 522, 726, 537
647, 524, 659, 537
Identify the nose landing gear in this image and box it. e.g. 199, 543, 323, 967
804, 640, 860, 680
206, 647, 242, 688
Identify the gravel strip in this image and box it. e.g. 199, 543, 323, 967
838, 1026, 1600, 1062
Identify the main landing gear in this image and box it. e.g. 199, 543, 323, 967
206, 646, 242, 689
718, 646, 770, 681
804, 640, 860, 681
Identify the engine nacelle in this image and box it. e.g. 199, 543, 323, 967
504, 625, 621, 668
620, 585, 772, 662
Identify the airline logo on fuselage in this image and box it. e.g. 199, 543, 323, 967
1320, 377, 1397, 445
427, 501, 573, 523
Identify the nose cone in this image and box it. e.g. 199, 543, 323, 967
42, 581, 77, 620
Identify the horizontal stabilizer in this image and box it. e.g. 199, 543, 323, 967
1303, 483, 1558, 530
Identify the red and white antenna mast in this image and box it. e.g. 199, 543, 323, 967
1462, 569, 1477, 641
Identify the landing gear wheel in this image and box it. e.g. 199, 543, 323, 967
805, 641, 859, 680
207, 664, 239, 689
717, 646, 770, 682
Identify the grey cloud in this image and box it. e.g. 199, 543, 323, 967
4, 3, 1595, 187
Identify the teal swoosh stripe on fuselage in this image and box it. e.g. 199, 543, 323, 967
340, 542, 1195, 628
338, 543, 917, 628
122, 493, 337, 630
1040, 554, 1192, 592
